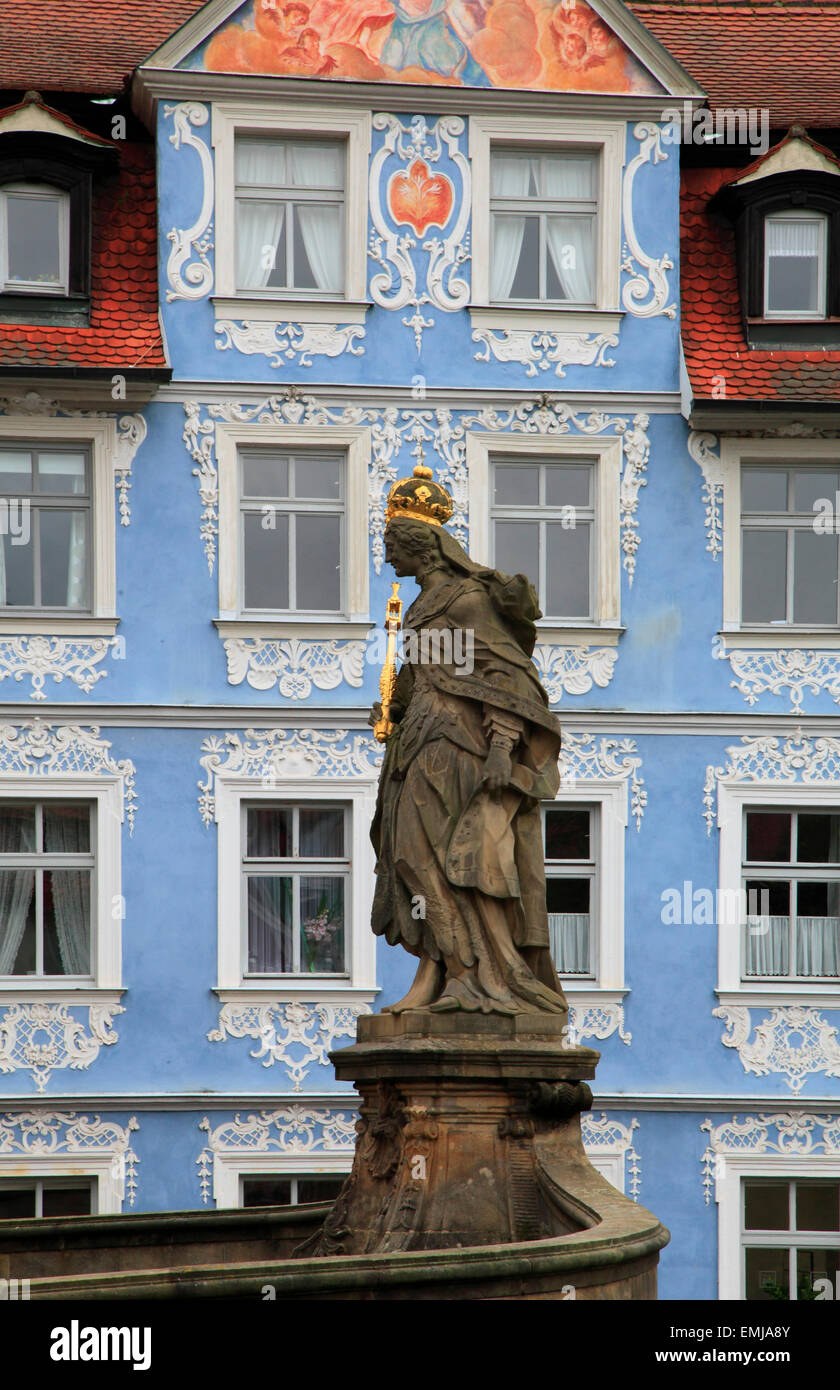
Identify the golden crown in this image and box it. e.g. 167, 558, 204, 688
384, 464, 453, 527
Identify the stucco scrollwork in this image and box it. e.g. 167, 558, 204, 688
0, 1003, 124, 1092
164, 101, 214, 302
701, 1111, 840, 1204
714, 1005, 840, 1094
223, 636, 367, 698
196, 1107, 357, 1203
621, 122, 676, 319
0, 1111, 139, 1205
558, 731, 646, 830
214, 320, 365, 367
207, 1001, 371, 1092
532, 644, 618, 702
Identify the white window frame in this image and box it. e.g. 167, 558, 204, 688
213, 775, 378, 1003
210, 1150, 352, 1210
211, 102, 371, 323
586, 1153, 627, 1194
547, 782, 627, 1012
716, 1154, 840, 1301
469, 114, 624, 336
763, 210, 828, 322
0, 182, 70, 295
716, 783, 840, 1007
544, 801, 598, 981
720, 439, 840, 650
0, 1156, 128, 1215
214, 423, 371, 641
0, 417, 121, 638
467, 431, 621, 644
0, 1173, 96, 1216
0, 778, 124, 1002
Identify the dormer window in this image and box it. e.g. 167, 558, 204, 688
0, 183, 70, 295
764, 211, 827, 320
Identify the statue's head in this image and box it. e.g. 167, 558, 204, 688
384, 517, 448, 578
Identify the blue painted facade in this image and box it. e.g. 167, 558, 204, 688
1, 0, 839, 1303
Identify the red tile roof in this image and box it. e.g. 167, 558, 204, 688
0, 0, 204, 95
0, 142, 168, 373
681, 163, 840, 402
628, 1, 840, 128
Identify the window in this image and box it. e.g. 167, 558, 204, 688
741, 462, 839, 626
545, 804, 597, 979
490, 149, 597, 305
0, 1177, 93, 1219
241, 1173, 345, 1208
0, 800, 94, 979
239, 450, 343, 615
211, 103, 370, 310
742, 808, 840, 983
0, 444, 90, 613
243, 803, 349, 978
0, 183, 70, 294
235, 137, 344, 295
764, 212, 827, 320
492, 457, 594, 620
742, 1178, 839, 1300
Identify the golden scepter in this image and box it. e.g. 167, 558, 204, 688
373, 581, 403, 742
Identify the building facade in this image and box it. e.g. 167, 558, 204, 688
0, 0, 838, 1301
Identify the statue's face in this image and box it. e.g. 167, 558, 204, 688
384, 524, 416, 577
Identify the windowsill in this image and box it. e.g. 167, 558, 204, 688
718, 628, 840, 651
212, 296, 370, 325
535, 624, 623, 647
717, 987, 840, 1010
563, 986, 627, 999
0, 986, 123, 1004
0, 616, 119, 637
215, 618, 373, 641
470, 306, 623, 334
0, 292, 90, 326
215, 985, 377, 1006
745, 319, 840, 350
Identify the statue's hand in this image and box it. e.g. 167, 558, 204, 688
368, 701, 383, 729
482, 744, 512, 799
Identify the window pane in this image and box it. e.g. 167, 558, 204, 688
0, 530, 34, 606
0, 1186, 36, 1219
296, 1177, 345, 1204
742, 530, 787, 622
796, 1181, 840, 1232
43, 870, 90, 976
43, 803, 90, 854
236, 201, 286, 289
547, 878, 590, 974
491, 152, 533, 197
795, 884, 840, 977
292, 203, 342, 293
37, 452, 86, 495
242, 453, 289, 498
299, 808, 343, 859
495, 520, 538, 586
296, 513, 340, 610
40, 510, 88, 609
7, 193, 61, 284
546, 520, 589, 617
289, 142, 344, 190
546, 216, 594, 301
0, 802, 36, 852
547, 877, 590, 913
0, 450, 32, 493
796, 1247, 839, 1298
545, 466, 591, 508
293, 456, 341, 500
542, 154, 595, 199
494, 466, 539, 507
742, 468, 788, 512
793, 530, 837, 624
766, 217, 823, 315
235, 139, 287, 186
492, 214, 540, 300
744, 880, 790, 977
242, 1177, 292, 1207
745, 1247, 790, 1300
243, 511, 289, 609
41, 1183, 92, 1218
795, 470, 839, 513
746, 812, 791, 862
247, 876, 293, 972
798, 814, 840, 863
246, 807, 292, 859
745, 1182, 790, 1230
300, 875, 345, 972
545, 808, 589, 860
0, 870, 35, 973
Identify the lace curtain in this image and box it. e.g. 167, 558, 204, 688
236, 141, 342, 292
548, 912, 590, 975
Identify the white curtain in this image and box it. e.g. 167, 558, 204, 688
766, 217, 824, 258
0, 810, 35, 974
46, 810, 90, 975
549, 913, 590, 975
744, 916, 790, 976
796, 918, 840, 977
544, 157, 595, 302
235, 141, 288, 290
291, 145, 343, 293
490, 155, 532, 300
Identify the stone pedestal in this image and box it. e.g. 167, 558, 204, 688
297, 1012, 659, 1265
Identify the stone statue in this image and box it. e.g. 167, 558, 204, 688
369, 464, 567, 1017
